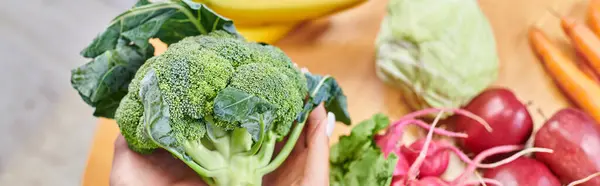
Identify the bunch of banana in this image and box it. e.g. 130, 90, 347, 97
194, 0, 367, 43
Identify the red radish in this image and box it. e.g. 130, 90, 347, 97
374, 109, 477, 178
374, 130, 411, 177
375, 125, 405, 157
373, 108, 552, 186
375, 124, 462, 178
401, 139, 450, 177
413, 177, 448, 186
374, 119, 466, 177
377, 108, 487, 186
567, 172, 600, 186
450, 145, 553, 185
455, 88, 533, 157
409, 177, 503, 186
380, 107, 492, 160
483, 157, 561, 186
406, 111, 457, 181
392, 154, 411, 177
391, 176, 407, 186
460, 178, 503, 186
534, 108, 600, 186
377, 119, 469, 157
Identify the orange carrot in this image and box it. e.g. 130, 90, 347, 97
529, 27, 600, 124
576, 57, 600, 83
587, 0, 600, 37
561, 17, 600, 77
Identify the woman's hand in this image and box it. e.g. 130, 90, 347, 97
263, 105, 334, 186
109, 105, 334, 186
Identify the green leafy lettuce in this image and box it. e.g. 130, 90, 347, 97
330, 114, 398, 186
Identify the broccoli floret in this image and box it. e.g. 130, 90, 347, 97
114, 59, 159, 153
114, 31, 322, 186
172, 116, 206, 144
155, 45, 234, 121
115, 94, 158, 153
229, 63, 305, 136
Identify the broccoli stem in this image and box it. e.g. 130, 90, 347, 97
230, 128, 253, 154
258, 131, 277, 167
162, 146, 217, 177
211, 133, 231, 157
181, 127, 271, 186
211, 155, 263, 186
201, 176, 216, 186
247, 115, 266, 155
257, 113, 309, 174
183, 140, 225, 170
142, 110, 217, 178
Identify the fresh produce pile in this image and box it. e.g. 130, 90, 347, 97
69, 0, 600, 186
331, 88, 600, 186
332, 0, 600, 185
529, 0, 600, 125
522, 2, 600, 185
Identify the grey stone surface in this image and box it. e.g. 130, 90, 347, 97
0, 0, 136, 185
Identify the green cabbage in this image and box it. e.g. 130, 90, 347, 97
375, 0, 499, 111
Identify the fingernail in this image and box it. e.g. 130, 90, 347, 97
326, 112, 335, 137
301, 67, 309, 74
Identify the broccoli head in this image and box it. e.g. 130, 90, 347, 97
114, 31, 349, 186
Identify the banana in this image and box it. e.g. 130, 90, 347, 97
237, 22, 299, 44
196, 0, 366, 26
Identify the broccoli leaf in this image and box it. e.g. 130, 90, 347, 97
138, 69, 177, 148
134, 0, 151, 7
213, 87, 276, 141
300, 73, 351, 124
71, 0, 238, 118
71, 39, 149, 118
330, 114, 397, 186
157, 0, 238, 45
138, 69, 214, 178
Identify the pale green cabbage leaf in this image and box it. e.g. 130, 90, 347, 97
375, 0, 499, 111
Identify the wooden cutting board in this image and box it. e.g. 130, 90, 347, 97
81, 0, 588, 185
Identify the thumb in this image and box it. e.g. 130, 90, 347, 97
303, 106, 335, 185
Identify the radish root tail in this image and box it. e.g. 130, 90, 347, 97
460, 178, 504, 186
452, 145, 553, 185
406, 110, 445, 180
433, 144, 475, 165
567, 172, 600, 186
393, 119, 468, 138
399, 108, 493, 132
476, 147, 553, 169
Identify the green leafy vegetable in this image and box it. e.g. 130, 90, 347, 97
213, 86, 276, 141
330, 114, 397, 186
302, 73, 351, 124
375, 0, 499, 113
73, 1, 352, 184
113, 31, 351, 185
71, 0, 237, 118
